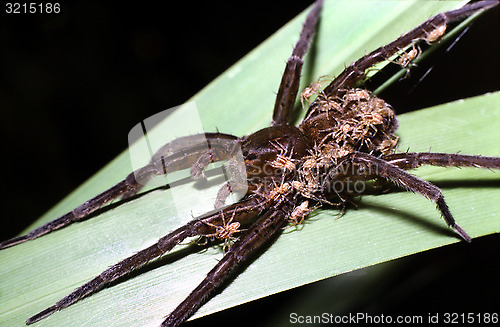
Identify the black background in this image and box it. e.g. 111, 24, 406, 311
1, 1, 499, 326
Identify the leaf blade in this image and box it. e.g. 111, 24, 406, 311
2, 1, 499, 327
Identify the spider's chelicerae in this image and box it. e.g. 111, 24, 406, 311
2, 1, 500, 326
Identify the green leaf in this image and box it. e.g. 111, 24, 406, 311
1, 1, 498, 327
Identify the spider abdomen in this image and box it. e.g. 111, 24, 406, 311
300, 88, 398, 157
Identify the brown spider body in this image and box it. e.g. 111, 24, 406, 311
241, 125, 310, 187
238, 87, 398, 205
2, 1, 500, 327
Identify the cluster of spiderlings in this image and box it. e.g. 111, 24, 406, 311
292, 88, 400, 202
306, 88, 398, 156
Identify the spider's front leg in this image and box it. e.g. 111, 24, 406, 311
271, 0, 323, 126
25, 195, 267, 325
0, 132, 240, 249
162, 199, 293, 327
382, 152, 500, 170
305, 0, 499, 118
350, 152, 475, 242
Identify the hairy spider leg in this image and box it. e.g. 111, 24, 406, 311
271, 0, 323, 126
0, 174, 140, 249
371, 152, 500, 195
136, 132, 240, 186
305, 0, 499, 119
0, 133, 239, 249
382, 152, 500, 170
162, 200, 292, 327
351, 152, 489, 242
25, 195, 269, 325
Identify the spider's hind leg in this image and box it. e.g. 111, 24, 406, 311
352, 152, 473, 242
25, 196, 266, 325
162, 200, 292, 327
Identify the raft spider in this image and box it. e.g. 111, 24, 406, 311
1, 1, 499, 326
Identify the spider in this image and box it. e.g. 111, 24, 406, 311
1, 1, 499, 326
200, 210, 245, 253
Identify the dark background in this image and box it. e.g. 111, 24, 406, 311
1, 1, 498, 326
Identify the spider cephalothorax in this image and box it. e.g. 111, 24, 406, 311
1, 1, 499, 327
